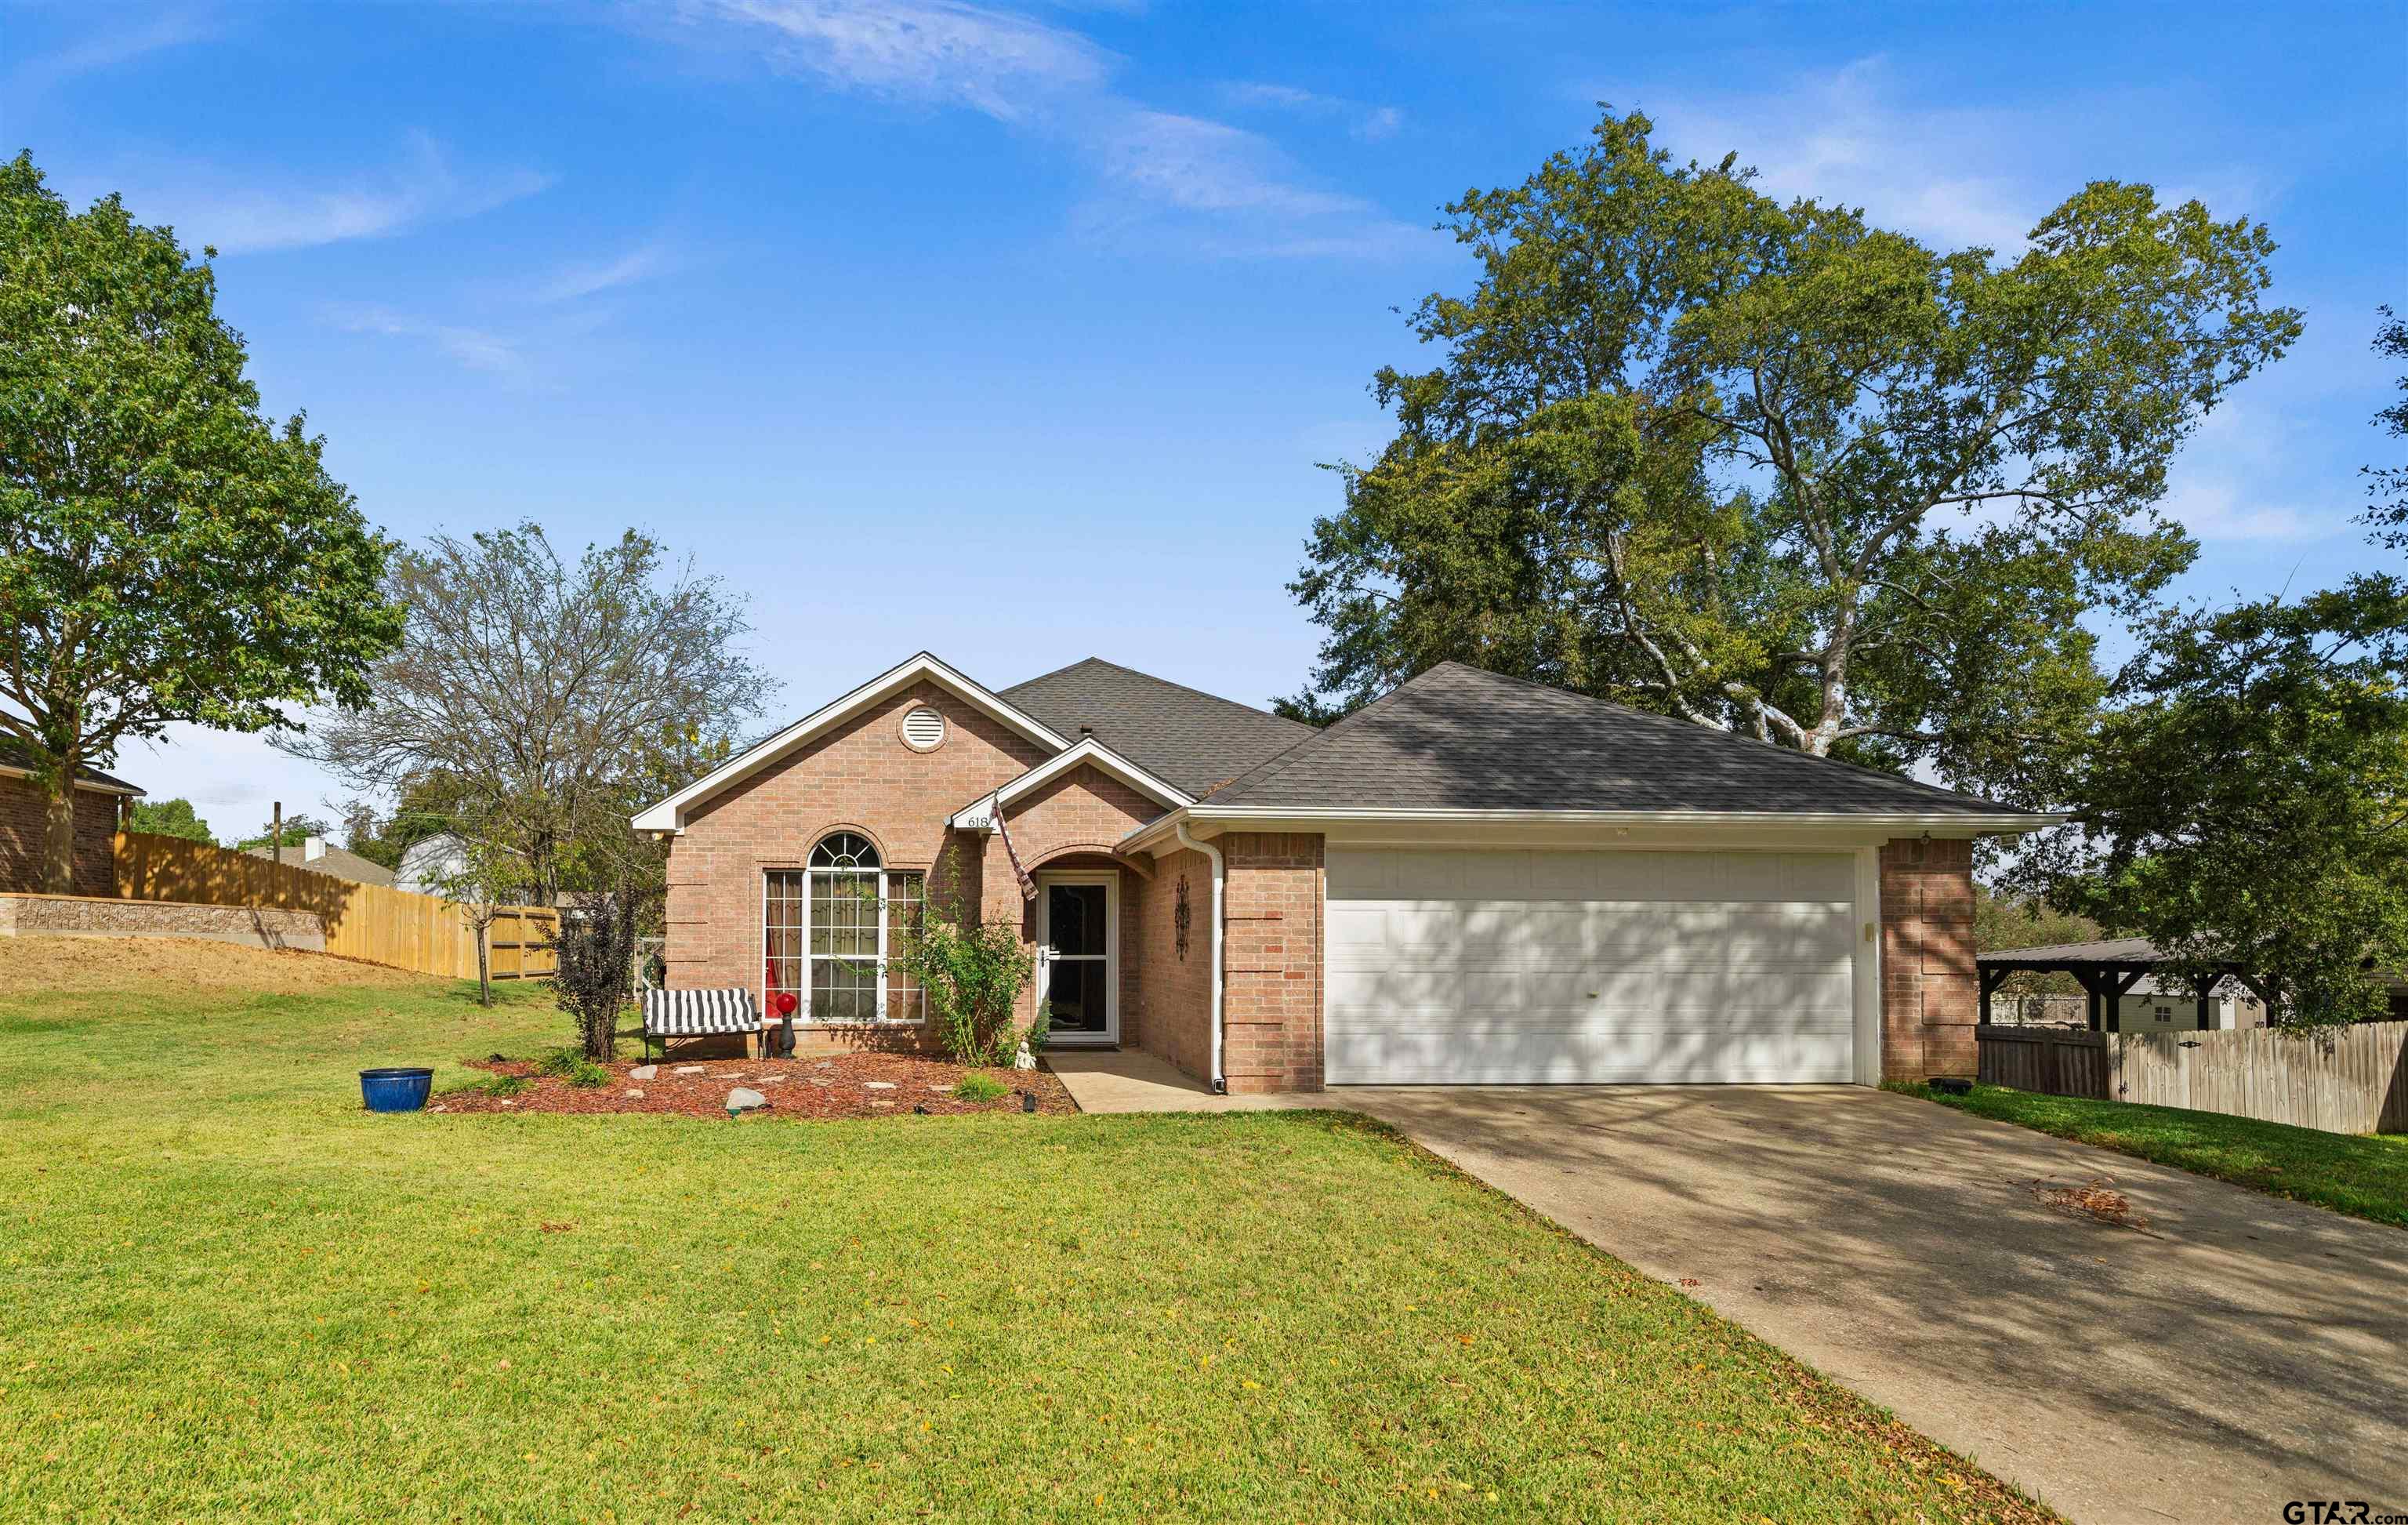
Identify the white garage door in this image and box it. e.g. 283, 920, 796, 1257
1324, 848, 1859, 1085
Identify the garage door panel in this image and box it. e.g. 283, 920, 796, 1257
1325, 848, 1858, 1085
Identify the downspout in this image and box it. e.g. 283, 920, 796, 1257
1173, 818, 1226, 1094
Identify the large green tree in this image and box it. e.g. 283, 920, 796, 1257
2021, 583, 2408, 1029
2018, 314, 2408, 1030
0, 153, 400, 890
1286, 110, 2300, 801
125, 797, 215, 845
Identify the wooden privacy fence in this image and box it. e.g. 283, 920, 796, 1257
1975, 1024, 2109, 1100
113, 831, 557, 981
1977, 1021, 2407, 1135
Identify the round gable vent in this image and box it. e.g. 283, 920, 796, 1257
901, 706, 948, 751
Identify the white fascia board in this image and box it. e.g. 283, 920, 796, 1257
631, 652, 1071, 832
949, 738, 1193, 831
0, 763, 144, 797
1119, 804, 2064, 855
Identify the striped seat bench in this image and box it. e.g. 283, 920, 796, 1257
640, 989, 763, 1062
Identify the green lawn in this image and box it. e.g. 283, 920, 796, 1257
1889, 1081, 2408, 1228
2, 961, 2053, 1523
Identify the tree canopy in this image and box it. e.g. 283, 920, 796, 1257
2015, 313, 2408, 1030
279, 523, 774, 906
125, 797, 215, 845
0, 152, 400, 889
1284, 109, 2300, 803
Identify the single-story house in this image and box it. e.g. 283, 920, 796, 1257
0, 739, 145, 897
633, 653, 2057, 1091
393, 832, 466, 897
244, 836, 396, 888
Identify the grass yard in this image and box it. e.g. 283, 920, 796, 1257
3, 941, 2052, 1523
1890, 1081, 2408, 1229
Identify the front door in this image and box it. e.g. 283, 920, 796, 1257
1038, 874, 1116, 1045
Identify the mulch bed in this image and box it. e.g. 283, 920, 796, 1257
430, 1051, 1078, 1120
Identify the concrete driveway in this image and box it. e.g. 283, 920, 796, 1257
1340, 1084, 2408, 1525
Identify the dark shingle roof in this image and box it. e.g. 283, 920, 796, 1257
1975, 939, 2163, 966
999, 659, 1318, 798
1204, 661, 2024, 816
0, 738, 143, 793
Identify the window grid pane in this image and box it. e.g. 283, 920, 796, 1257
764, 870, 808, 1008
887, 872, 925, 1022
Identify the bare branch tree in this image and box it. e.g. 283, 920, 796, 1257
279, 524, 775, 906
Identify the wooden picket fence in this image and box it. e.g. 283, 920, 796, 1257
112, 831, 557, 981
1975, 1024, 2109, 1100
1977, 1020, 2407, 1135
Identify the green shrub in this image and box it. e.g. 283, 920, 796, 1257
476, 1073, 531, 1099
895, 856, 1042, 1067
953, 1073, 1007, 1104
535, 1048, 611, 1087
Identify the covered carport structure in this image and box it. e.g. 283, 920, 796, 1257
1975, 937, 2271, 1032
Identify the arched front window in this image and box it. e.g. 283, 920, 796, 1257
765, 833, 923, 1024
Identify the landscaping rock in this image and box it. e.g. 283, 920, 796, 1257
726, 1087, 768, 1113
864, 1080, 897, 1091
629, 1065, 657, 1080
624, 1089, 645, 1099
756, 1074, 786, 1084
673, 1065, 705, 1076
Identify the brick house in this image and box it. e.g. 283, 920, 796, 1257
0, 740, 143, 897
636, 654, 2052, 1093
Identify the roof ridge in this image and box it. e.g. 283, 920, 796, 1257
1203, 667, 1438, 800
1012, 656, 1315, 729
1419, 660, 2012, 812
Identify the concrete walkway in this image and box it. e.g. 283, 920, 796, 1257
1046, 1049, 1331, 1113
1340, 1084, 2408, 1525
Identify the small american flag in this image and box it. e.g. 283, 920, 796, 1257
993, 802, 1037, 901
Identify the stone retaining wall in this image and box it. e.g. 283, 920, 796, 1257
0, 892, 325, 952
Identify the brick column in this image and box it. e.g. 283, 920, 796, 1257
1880, 837, 1976, 1080
1220, 831, 1325, 1094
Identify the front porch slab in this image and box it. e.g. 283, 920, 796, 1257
1046, 1050, 1336, 1114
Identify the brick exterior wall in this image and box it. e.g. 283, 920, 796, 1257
664, 681, 1047, 1051
0, 775, 118, 897
1220, 831, 1325, 1094
1880, 836, 1977, 1080
662, 688, 1180, 1058
1129, 845, 1213, 1081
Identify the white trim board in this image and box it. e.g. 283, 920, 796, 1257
948, 737, 1192, 832
1120, 805, 2063, 857
633, 652, 1070, 833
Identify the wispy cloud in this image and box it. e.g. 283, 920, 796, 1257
1641, 57, 2045, 252
658, 1, 1416, 259
2160, 481, 2324, 543
107, 133, 552, 256
1223, 81, 1405, 144
4, 8, 217, 106
685, 0, 1109, 122
328, 303, 531, 380
534, 241, 676, 303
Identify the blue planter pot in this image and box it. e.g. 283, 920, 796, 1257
360, 1067, 434, 1113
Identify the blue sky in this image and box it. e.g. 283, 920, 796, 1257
6, 0, 2403, 840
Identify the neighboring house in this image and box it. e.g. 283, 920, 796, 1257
2121, 975, 2265, 1032
242, 836, 395, 889
0, 739, 144, 897
636, 650, 2051, 1088
393, 832, 466, 896
633, 653, 2055, 1093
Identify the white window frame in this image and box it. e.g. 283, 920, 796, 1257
760, 835, 927, 1027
